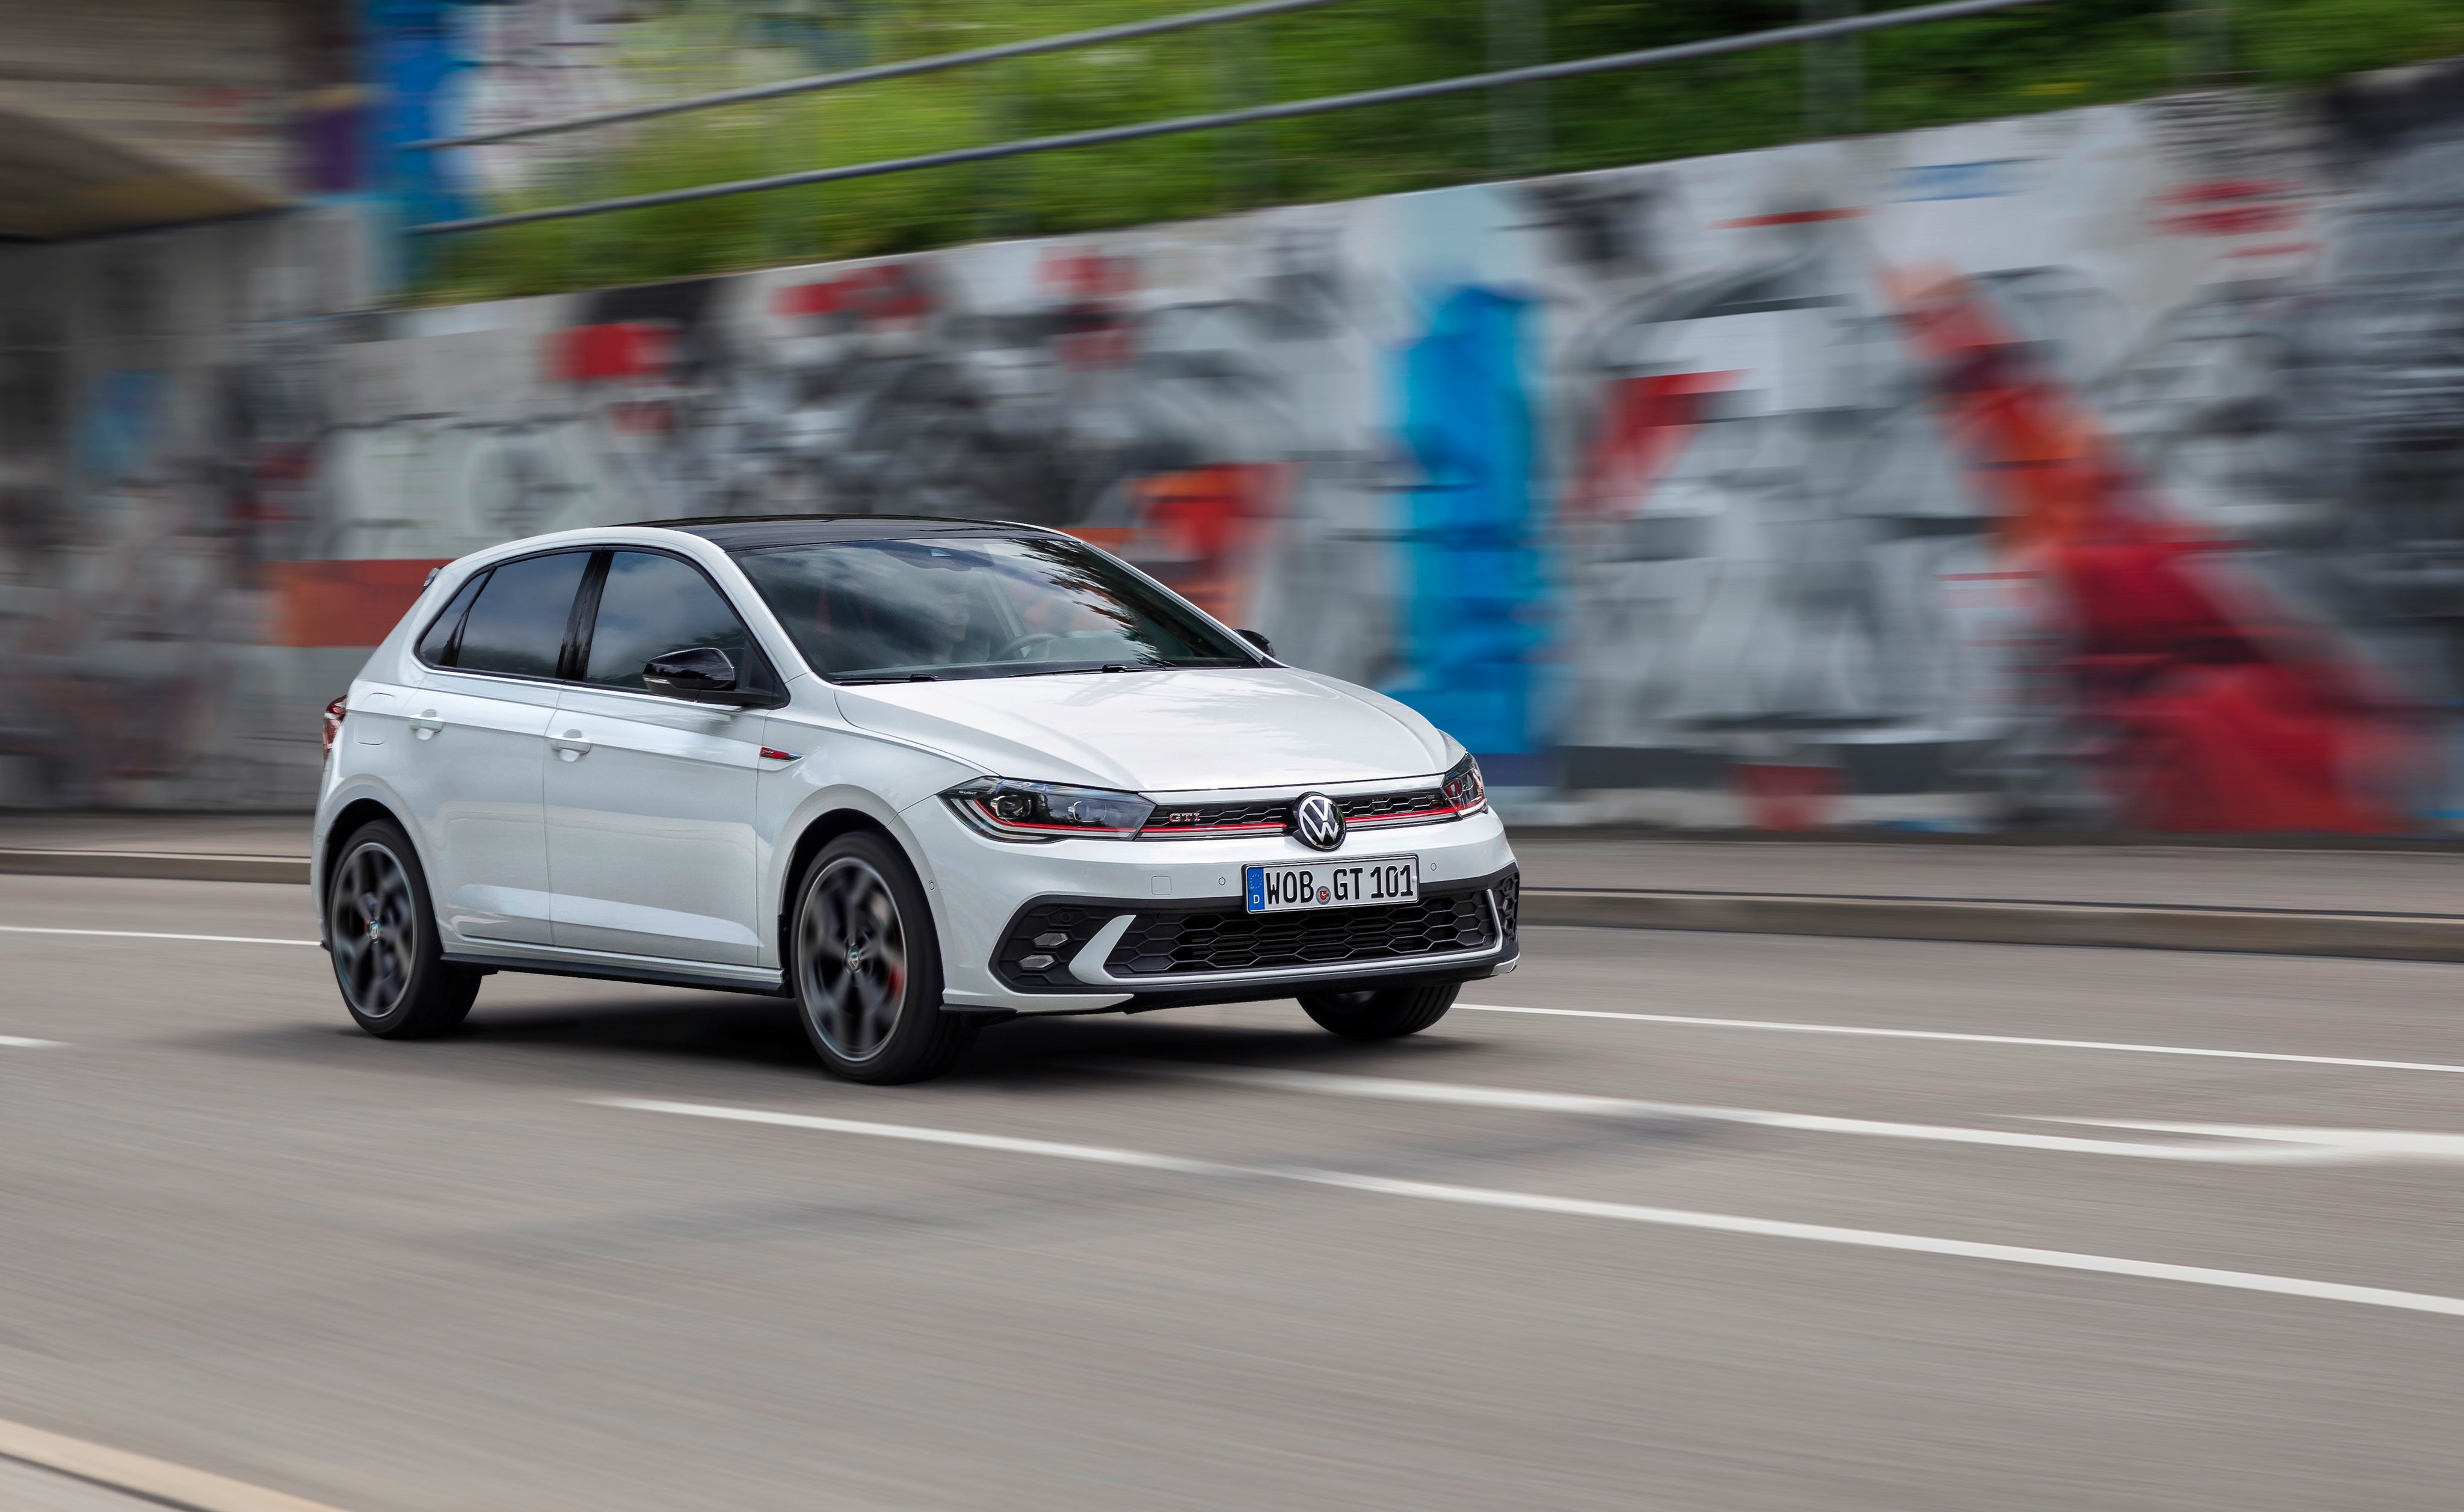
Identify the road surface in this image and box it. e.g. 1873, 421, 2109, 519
0, 874, 2457, 1511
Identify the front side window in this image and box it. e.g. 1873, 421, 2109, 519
733, 535, 1257, 682
583, 551, 751, 689
451, 551, 591, 679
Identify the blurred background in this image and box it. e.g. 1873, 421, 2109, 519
2, 0, 2463, 832
8, 13, 2464, 1511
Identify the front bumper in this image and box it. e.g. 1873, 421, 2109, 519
905, 794, 1519, 1014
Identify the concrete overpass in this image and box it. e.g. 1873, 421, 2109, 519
0, 0, 345, 239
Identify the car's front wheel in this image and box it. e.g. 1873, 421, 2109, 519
789, 833, 973, 1084
327, 819, 480, 1038
1297, 981, 1458, 1039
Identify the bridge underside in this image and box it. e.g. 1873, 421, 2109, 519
0, 105, 282, 239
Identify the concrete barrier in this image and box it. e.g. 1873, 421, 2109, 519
1521, 888, 2464, 964
0, 850, 310, 886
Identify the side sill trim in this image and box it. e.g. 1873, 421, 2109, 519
442, 951, 789, 998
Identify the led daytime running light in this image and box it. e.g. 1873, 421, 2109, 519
1441, 754, 1486, 816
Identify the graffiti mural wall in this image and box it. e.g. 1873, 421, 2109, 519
4, 63, 2462, 827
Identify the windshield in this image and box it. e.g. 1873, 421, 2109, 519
732, 534, 1261, 681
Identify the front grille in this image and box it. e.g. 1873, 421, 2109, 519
1106, 887, 1497, 978
1140, 800, 1289, 836
1342, 788, 1447, 822
1138, 783, 1459, 838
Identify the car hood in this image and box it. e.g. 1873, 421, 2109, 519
830, 667, 1454, 792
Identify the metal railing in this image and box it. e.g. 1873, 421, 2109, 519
409, 0, 2066, 239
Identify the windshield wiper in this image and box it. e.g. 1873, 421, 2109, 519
997, 661, 1154, 679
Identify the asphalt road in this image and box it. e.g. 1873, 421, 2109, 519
0, 874, 2458, 1511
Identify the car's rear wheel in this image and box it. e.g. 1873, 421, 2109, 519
1297, 981, 1458, 1038
327, 819, 479, 1038
790, 833, 972, 1084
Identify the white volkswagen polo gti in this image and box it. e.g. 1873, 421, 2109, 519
313, 516, 1520, 1082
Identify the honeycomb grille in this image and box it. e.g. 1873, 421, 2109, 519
1141, 800, 1289, 833
1106, 888, 1497, 977
991, 901, 1116, 990
1342, 788, 1448, 821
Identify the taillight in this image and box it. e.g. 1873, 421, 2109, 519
322, 696, 348, 760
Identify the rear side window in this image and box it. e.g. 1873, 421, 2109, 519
451, 552, 591, 679
414, 571, 488, 665
582, 551, 751, 689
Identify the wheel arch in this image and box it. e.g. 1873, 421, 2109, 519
774, 806, 916, 966
317, 795, 416, 947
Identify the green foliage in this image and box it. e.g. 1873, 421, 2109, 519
2239, 0, 2464, 84
418, 0, 2464, 304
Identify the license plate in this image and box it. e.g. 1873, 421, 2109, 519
1245, 855, 1418, 914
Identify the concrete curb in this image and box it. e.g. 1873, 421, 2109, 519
5, 853, 2462, 964
0, 850, 309, 886
1521, 887, 2464, 964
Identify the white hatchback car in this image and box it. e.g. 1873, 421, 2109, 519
313, 517, 1520, 1082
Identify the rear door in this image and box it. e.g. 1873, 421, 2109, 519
394, 551, 591, 946
545, 549, 769, 965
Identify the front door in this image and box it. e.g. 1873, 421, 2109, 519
545, 549, 766, 965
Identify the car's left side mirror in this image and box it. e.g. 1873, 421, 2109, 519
1237, 628, 1274, 657
643, 647, 759, 705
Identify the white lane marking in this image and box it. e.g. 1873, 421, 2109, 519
1458, 1003, 2464, 1077
0, 1036, 64, 1049
0, 925, 318, 947
1152, 1066, 2397, 1164
2057, 1120, 2464, 1161
597, 1097, 2464, 1319
0, 1412, 359, 1512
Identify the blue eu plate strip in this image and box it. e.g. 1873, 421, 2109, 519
1245, 866, 1265, 913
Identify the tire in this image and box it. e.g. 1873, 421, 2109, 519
788, 833, 973, 1084
326, 819, 479, 1039
1297, 981, 1459, 1039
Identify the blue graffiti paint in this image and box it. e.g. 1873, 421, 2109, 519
1891, 159, 2030, 201
76, 371, 168, 482
362, 0, 469, 273
1385, 285, 1545, 779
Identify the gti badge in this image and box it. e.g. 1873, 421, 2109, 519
1290, 791, 1346, 851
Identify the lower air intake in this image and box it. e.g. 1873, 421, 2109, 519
1107, 887, 1497, 978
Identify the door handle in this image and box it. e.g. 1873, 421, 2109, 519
410, 711, 444, 739
550, 729, 592, 761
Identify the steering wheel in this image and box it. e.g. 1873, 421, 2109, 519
996, 632, 1061, 662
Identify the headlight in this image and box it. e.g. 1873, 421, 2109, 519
945, 777, 1155, 841
1441, 754, 1486, 815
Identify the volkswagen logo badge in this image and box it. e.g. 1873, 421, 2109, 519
1290, 791, 1346, 851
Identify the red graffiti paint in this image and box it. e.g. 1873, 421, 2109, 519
1890, 268, 2424, 832
1574, 371, 1741, 521
553, 322, 670, 383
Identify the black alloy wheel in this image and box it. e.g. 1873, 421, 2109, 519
327, 819, 479, 1038
789, 833, 972, 1083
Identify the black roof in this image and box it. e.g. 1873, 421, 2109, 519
633, 514, 1057, 552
